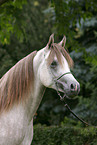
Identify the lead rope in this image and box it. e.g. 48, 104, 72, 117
58, 92, 90, 126
54, 79, 91, 127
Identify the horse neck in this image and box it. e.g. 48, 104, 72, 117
28, 77, 45, 120
25, 50, 46, 121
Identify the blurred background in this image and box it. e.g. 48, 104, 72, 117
0, 0, 97, 144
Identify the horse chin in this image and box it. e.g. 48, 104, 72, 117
65, 91, 78, 98
58, 88, 78, 99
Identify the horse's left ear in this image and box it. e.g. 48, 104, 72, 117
47, 34, 54, 49
58, 35, 66, 47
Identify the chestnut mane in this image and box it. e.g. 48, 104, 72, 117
0, 51, 37, 112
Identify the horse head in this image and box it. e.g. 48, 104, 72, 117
35, 34, 80, 97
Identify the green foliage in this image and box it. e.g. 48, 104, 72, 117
0, 0, 27, 44
32, 124, 97, 145
0, 0, 52, 78
50, 0, 97, 33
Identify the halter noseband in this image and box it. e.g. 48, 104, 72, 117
56, 72, 71, 81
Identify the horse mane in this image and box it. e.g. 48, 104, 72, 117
47, 43, 74, 68
0, 42, 73, 113
0, 51, 37, 112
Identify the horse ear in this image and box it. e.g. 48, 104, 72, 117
47, 34, 54, 48
59, 35, 66, 47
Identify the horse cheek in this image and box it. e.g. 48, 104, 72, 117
39, 67, 52, 87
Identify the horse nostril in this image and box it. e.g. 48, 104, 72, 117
70, 84, 74, 90
70, 83, 80, 93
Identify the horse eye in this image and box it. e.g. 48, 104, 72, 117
50, 61, 58, 68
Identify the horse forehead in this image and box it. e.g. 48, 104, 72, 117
45, 50, 68, 65
57, 54, 70, 71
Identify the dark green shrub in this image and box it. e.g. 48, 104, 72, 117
32, 124, 97, 145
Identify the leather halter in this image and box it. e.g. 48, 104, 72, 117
56, 72, 71, 80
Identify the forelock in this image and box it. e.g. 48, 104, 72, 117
47, 43, 74, 68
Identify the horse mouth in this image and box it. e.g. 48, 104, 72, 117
56, 81, 80, 98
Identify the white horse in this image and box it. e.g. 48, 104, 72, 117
0, 34, 80, 145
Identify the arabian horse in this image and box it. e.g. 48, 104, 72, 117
0, 34, 80, 145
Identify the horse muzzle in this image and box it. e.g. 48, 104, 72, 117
56, 80, 80, 96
